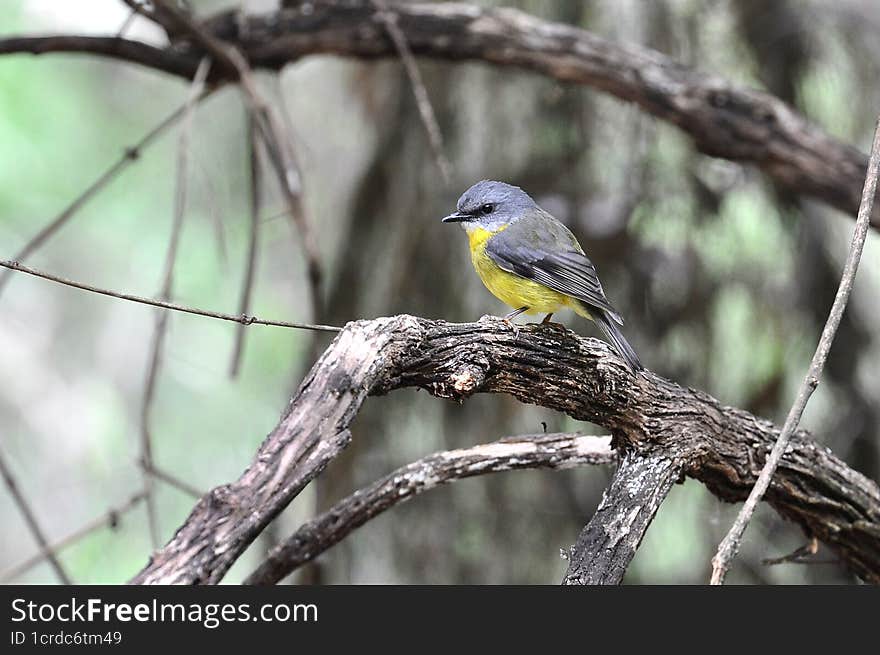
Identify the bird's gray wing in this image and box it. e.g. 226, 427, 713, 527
485, 213, 624, 324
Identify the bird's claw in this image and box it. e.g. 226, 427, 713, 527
542, 321, 566, 332
502, 318, 521, 340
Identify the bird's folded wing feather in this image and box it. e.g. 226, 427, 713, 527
485, 216, 624, 325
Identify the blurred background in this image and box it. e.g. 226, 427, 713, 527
2, 0, 879, 584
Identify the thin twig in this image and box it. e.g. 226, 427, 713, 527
147, 0, 240, 77
710, 114, 880, 585
0, 94, 211, 297
0, 447, 72, 584
269, 74, 326, 347
0, 491, 146, 583
139, 57, 210, 548
229, 113, 262, 377
141, 461, 204, 499
238, 65, 325, 336
761, 537, 820, 566
142, 0, 326, 347
371, 0, 452, 186
193, 158, 229, 267
244, 433, 615, 585
0, 260, 340, 332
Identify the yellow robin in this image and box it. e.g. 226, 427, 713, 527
442, 180, 642, 372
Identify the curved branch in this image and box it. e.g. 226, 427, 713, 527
244, 433, 615, 585
129, 316, 424, 584
131, 315, 880, 585
2, 2, 875, 225
0, 35, 203, 80
562, 451, 680, 585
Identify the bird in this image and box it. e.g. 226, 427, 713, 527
442, 180, 643, 372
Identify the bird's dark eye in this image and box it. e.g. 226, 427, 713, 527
480, 203, 494, 215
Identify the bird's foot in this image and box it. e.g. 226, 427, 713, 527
502, 317, 521, 340
541, 321, 567, 332
537, 313, 566, 332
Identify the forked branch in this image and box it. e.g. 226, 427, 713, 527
130, 316, 880, 585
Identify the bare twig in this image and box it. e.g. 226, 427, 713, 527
267, 74, 325, 353
0, 491, 146, 583
138, 57, 211, 548
0, 35, 204, 80
140, 0, 326, 347
192, 159, 229, 267
238, 66, 324, 336
562, 451, 680, 585
141, 461, 204, 499
762, 537, 822, 566
244, 433, 615, 585
229, 114, 262, 377
710, 114, 880, 585
0, 260, 340, 332
0, 95, 210, 297
0, 447, 72, 584
371, 0, 451, 186
145, 0, 240, 78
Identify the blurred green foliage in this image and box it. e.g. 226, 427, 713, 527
1, 0, 878, 585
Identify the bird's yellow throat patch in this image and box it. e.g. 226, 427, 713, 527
465, 224, 505, 250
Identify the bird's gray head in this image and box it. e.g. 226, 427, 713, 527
442, 180, 537, 232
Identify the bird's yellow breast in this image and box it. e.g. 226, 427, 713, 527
466, 226, 571, 315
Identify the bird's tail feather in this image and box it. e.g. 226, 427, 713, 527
593, 310, 643, 372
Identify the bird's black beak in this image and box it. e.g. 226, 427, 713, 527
442, 211, 470, 223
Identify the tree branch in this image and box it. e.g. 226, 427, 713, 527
130, 316, 880, 585
709, 113, 880, 584
3, 2, 876, 225
244, 433, 615, 585
562, 451, 680, 585
130, 316, 425, 584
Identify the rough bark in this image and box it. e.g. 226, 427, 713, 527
244, 433, 615, 585
562, 452, 680, 585
3, 1, 875, 226
132, 315, 880, 584
129, 316, 423, 584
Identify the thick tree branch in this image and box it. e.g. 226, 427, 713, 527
129, 316, 425, 584
244, 433, 615, 585
562, 451, 680, 585
3, 2, 877, 225
131, 316, 880, 585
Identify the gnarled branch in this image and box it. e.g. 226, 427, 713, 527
131, 316, 880, 585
